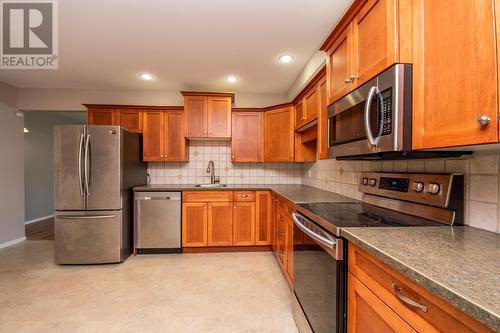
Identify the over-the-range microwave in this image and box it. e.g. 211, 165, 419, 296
327, 64, 469, 160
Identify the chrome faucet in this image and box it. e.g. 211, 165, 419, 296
206, 160, 219, 184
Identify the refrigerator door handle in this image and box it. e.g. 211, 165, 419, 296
57, 214, 116, 220
84, 134, 91, 196
78, 133, 84, 196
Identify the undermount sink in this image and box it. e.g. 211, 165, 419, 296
194, 184, 227, 188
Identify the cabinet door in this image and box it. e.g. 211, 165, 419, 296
412, 0, 498, 149
304, 87, 319, 122
295, 101, 305, 129
88, 109, 116, 125
182, 202, 207, 247
143, 111, 164, 161
164, 111, 187, 161
185, 96, 207, 138
117, 110, 142, 133
348, 273, 417, 333
264, 107, 294, 162
326, 27, 352, 105
351, 0, 396, 88
271, 195, 278, 256
207, 202, 233, 246
233, 201, 255, 246
231, 112, 262, 162
318, 78, 329, 159
285, 216, 294, 284
207, 96, 232, 138
255, 191, 271, 245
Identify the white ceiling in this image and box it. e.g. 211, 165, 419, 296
0, 0, 351, 95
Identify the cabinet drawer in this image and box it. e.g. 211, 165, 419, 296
234, 191, 255, 202
277, 237, 287, 268
183, 191, 233, 202
348, 245, 492, 333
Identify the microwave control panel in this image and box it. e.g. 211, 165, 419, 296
380, 89, 392, 136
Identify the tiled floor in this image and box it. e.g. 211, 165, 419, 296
0, 241, 298, 333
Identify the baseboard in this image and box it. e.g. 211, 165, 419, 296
183, 245, 272, 253
0, 236, 26, 250
25, 214, 54, 225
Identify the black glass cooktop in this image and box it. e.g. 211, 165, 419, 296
298, 202, 443, 228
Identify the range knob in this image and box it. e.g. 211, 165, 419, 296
369, 178, 377, 186
427, 183, 441, 194
362, 178, 368, 185
412, 182, 424, 193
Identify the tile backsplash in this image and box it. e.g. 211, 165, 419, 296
301, 152, 500, 233
148, 141, 302, 185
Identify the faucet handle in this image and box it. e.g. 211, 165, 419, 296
213, 176, 220, 184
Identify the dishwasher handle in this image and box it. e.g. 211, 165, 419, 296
134, 192, 181, 201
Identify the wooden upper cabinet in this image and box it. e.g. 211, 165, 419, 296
233, 201, 256, 246
182, 202, 208, 247
264, 106, 294, 162
143, 111, 164, 161
318, 78, 329, 159
117, 110, 142, 133
207, 202, 233, 246
295, 101, 305, 129
231, 112, 263, 162
207, 96, 231, 138
304, 87, 319, 123
326, 27, 352, 105
255, 191, 271, 245
351, 0, 396, 88
143, 110, 188, 162
183, 92, 233, 138
164, 111, 187, 161
185, 96, 207, 137
411, 0, 498, 149
87, 109, 116, 125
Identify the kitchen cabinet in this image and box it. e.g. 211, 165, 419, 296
143, 110, 188, 162
348, 244, 493, 333
285, 214, 294, 284
117, 109, 142, 133
207, 202, 233, 246
255, 191, 272, 245
322, 0, 397, 105
87, 108, 116, 125
273, 194, 295, 287
264, 105, 294, 162
411, 0, 498, 149
182, 92, 233, 139
271, 193, 279, 258
182, 202, 208, 247
233, 201, 256, 246
231, 111, 263, 162
295, 101, 305, 129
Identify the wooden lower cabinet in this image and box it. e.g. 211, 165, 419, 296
255, 191, 272, 245
182, 202, 207, 247
233, 202, 255, 246
348, 273, 416, 333
348, 244, 493, 333
207, 202, 233, 246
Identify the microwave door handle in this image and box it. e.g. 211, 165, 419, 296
364, 86, 380, 146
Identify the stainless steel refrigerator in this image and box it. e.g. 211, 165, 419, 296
54, 125, 146, 264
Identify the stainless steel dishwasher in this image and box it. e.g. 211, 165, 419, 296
134, 192, 181, 253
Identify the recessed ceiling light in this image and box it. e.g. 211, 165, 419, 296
24, 128, 29, 133
225, 75, 238, 83
278, 54, 294, 63
139, 73, 154, 80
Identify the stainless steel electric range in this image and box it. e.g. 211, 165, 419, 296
291, 172, 464, 333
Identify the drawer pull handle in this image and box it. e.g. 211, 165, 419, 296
392, 283, 428, 313
241, 194, 248, 198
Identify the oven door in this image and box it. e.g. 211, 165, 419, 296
327, 64, 411, 158
292, 212, 347, 333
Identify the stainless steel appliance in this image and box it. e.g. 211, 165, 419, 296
134, 191, 181, 253
292, 172, 464, 333
54, 125, 146, 264
327, 64, 469, 160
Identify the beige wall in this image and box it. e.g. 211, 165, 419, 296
285, 51, 326, 101
302, 153, 500, 233
0, 82, 25, 245
17, 88, 286, 111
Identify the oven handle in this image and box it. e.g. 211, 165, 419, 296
292, 212, 336, 249
364, 86, 381, 146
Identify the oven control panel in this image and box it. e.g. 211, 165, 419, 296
359, 172, 461, 208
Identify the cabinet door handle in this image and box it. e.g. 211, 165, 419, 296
241, 194, 248, 198
392, 283, 428, 313
349, 75, 357, 82
232, 155, 235, 159
204, 130, 207, 134
477, 115, 491, 126
344, 78, 351, 84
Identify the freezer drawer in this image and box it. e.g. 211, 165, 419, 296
134, 192, 181, 250
55, 211, 122, 264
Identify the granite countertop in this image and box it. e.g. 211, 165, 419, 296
341, 226, 500, 332
133, 184, 354, 204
